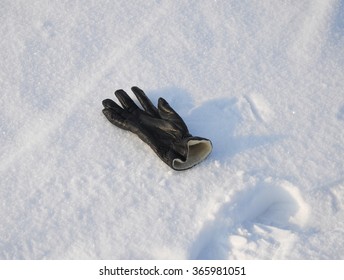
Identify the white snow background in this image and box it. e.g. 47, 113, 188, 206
1, 0, 344, 259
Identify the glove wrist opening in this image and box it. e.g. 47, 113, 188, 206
172, 138, 212, 170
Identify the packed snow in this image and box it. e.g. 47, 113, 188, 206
1, 0, 344, 259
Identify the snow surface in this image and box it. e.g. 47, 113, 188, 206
1, 0, 344, 260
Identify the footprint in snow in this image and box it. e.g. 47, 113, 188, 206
190, 178, 310, 259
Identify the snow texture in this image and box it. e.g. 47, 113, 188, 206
1, 0, 344, 259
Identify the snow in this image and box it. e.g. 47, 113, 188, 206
1, 0, 343, 260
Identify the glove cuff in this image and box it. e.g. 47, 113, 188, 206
172, 137, 212, 170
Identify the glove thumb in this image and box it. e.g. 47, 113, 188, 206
158, 98, 189, 132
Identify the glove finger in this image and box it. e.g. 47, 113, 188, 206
102, 108, 129, 130
131, 86, 159, 117
115, 89, 140, 112
102, 99, 124, 113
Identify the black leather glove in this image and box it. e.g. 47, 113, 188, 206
102, 86, 212, 170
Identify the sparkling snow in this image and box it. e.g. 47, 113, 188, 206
1, 0, 344, 259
